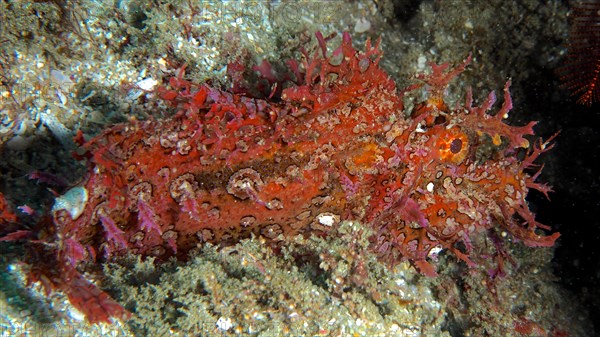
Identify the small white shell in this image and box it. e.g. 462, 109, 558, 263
216, 317, 233, 331
52, 186, 88, 220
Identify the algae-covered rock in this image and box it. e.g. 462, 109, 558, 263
103, 221, 448, 336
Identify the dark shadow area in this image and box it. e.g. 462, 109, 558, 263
0, 243, 60, 324
522, 65, 600, 336
375, 0, 423, 25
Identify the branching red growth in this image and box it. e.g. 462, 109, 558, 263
64, 269, 131, 324
522, 132, 560, 199
559, 1, 600, 106
62, 237, 87, 266
0, 193, 18, 225
99, 215, 127, 257
1, 205, 131, 322
463, 80, 536, 150
137, 199, 162, 235
0, 229, 32, 241
413, 53, 472, 100
0, 193, 29, 242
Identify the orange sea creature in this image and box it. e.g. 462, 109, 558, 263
0, 32, 559, 323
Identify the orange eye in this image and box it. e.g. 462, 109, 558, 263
436, 127, 469, 164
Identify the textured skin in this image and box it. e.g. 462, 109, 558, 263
1, 32, 559, 323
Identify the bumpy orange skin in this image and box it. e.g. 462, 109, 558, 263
3, 33, 559, 322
